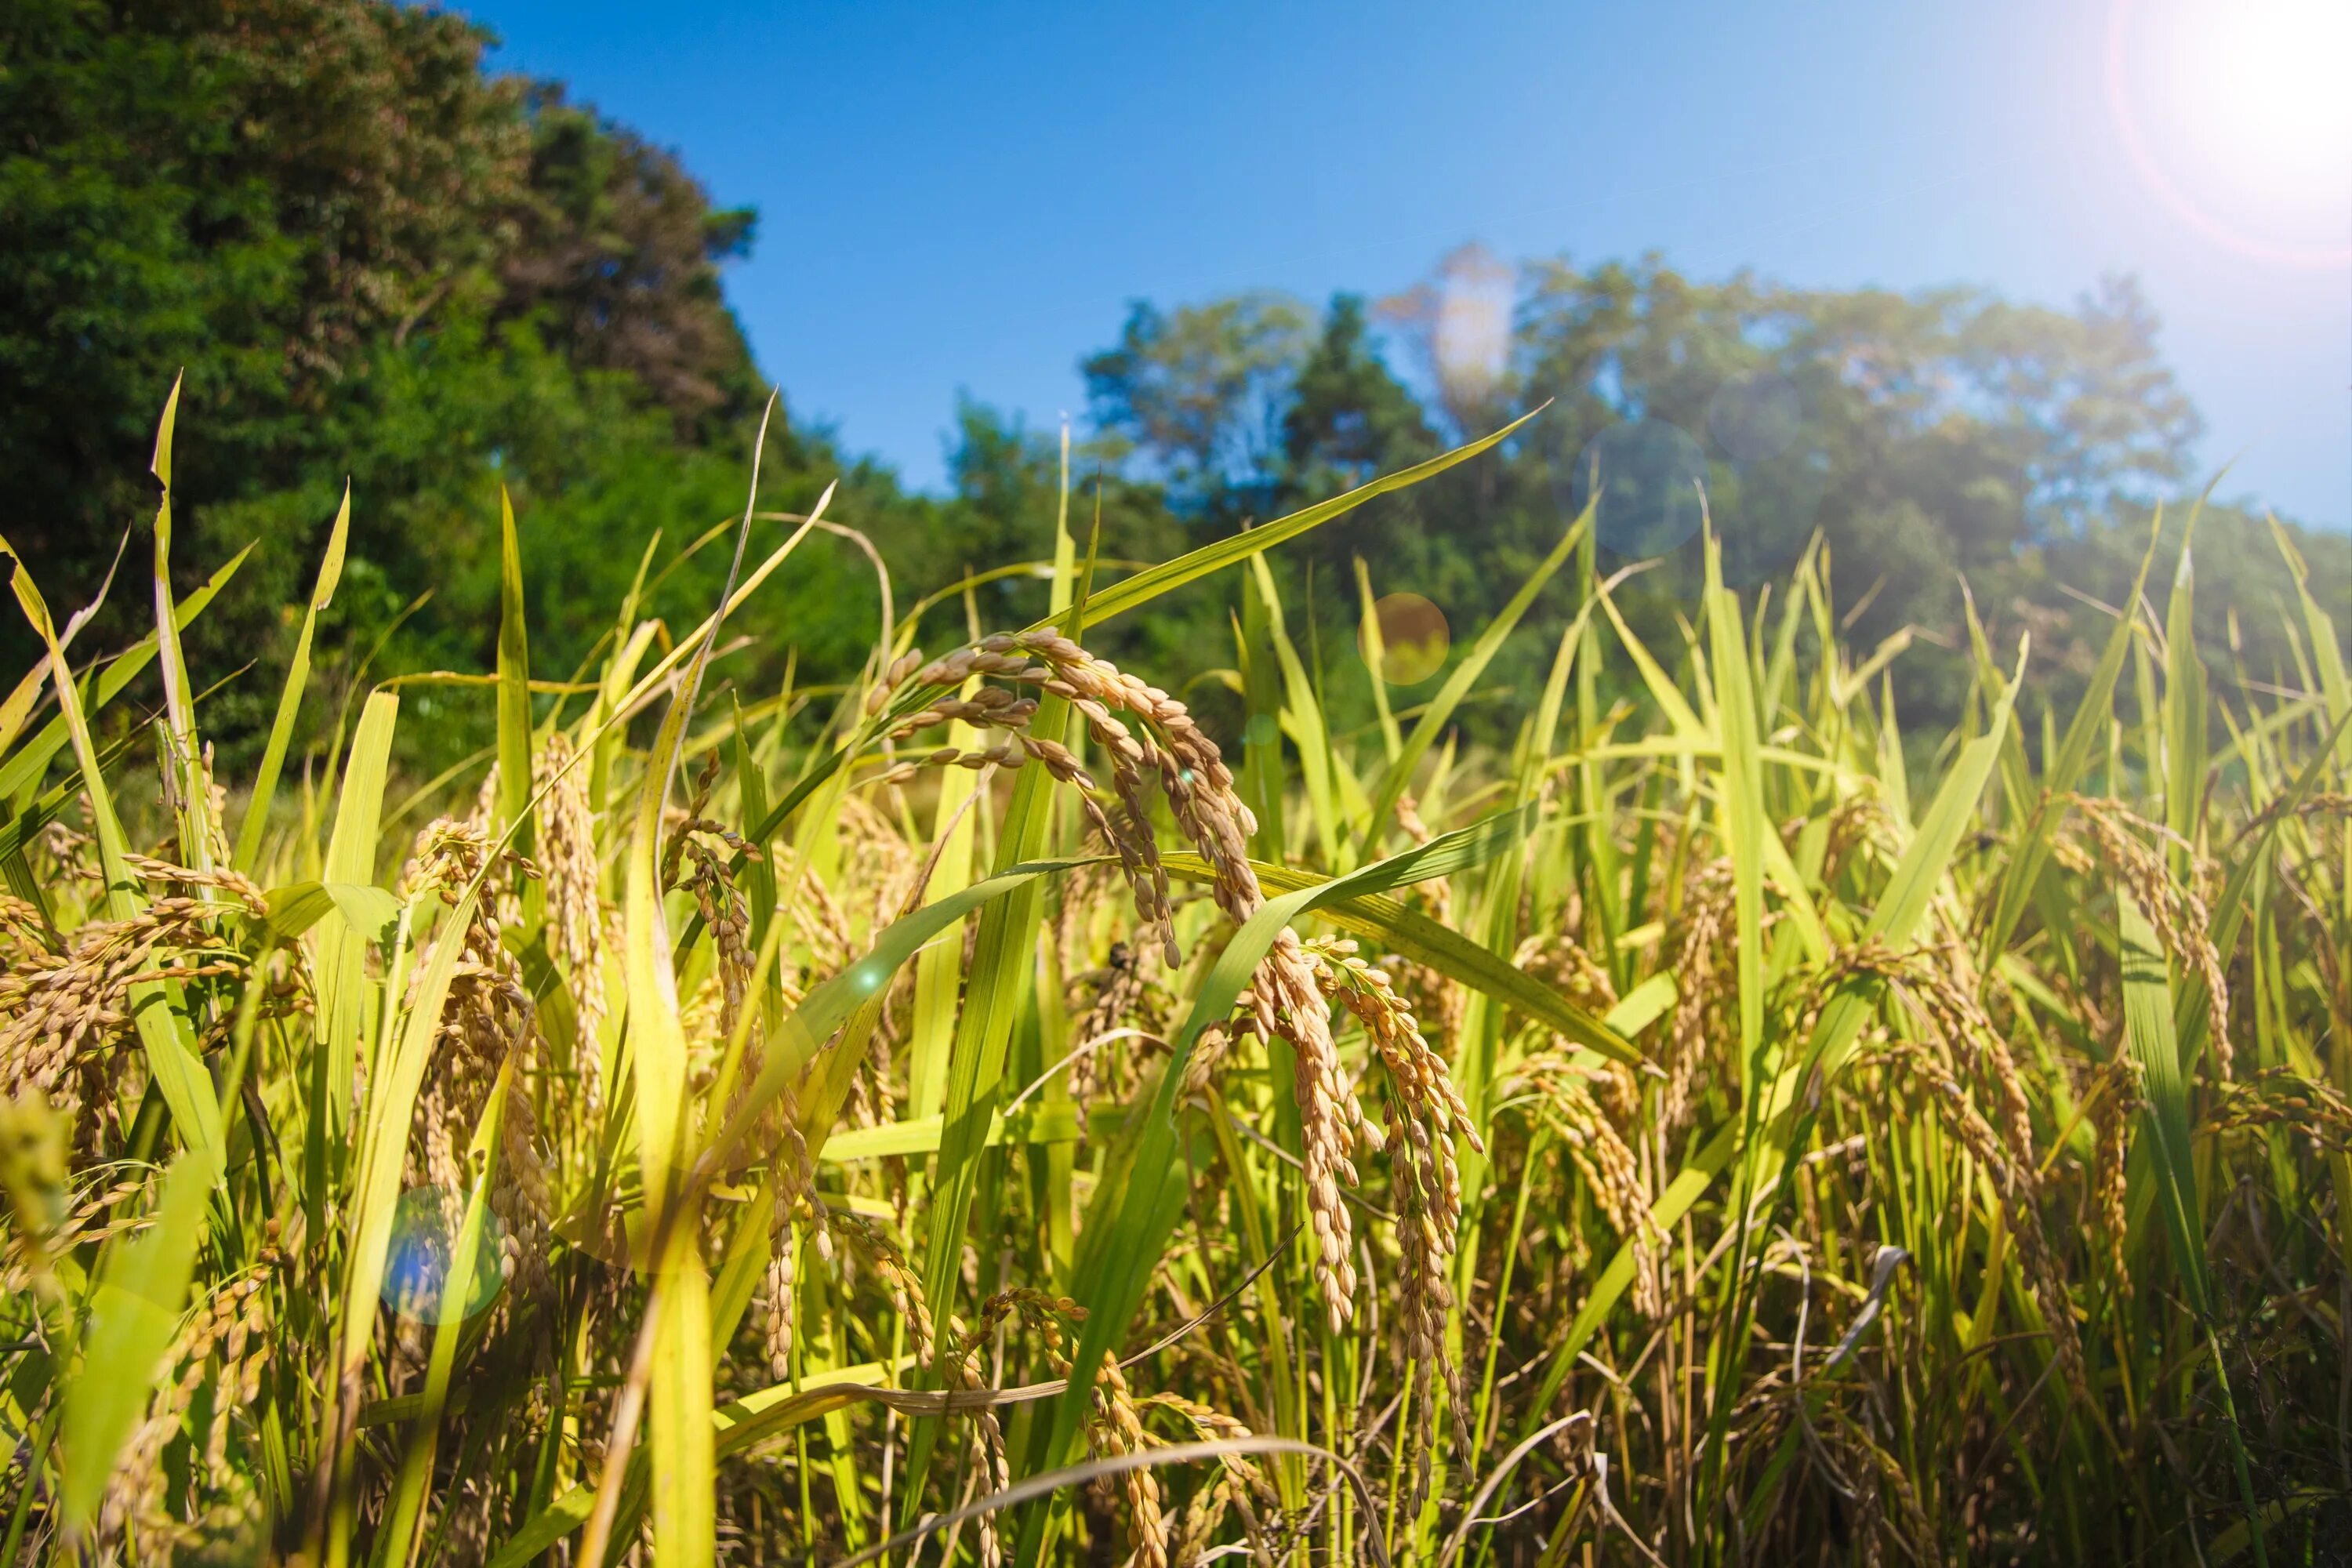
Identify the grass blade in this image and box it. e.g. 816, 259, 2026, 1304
2, 537, 223, 1167
497, 486, 535, 861
1073, 408, 1544, 631
234, 484, 350, 872
1981, 518, 2161, 963
1362, 509, 1586, 849
59, 1152, 210, 1532
1029, 808, 1536, 1546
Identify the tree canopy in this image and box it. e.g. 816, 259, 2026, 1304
0, 0, 772, 717
2, 0, 2341, 768
1086, 253, 2335, 739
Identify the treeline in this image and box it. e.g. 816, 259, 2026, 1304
5, 0, 2344, 772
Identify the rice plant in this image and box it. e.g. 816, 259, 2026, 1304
2, 387, 2348, 1566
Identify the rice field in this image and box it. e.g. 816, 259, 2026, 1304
2, 394, 2349, 1566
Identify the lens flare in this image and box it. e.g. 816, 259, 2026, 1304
1704, 373, 1821, 585
1708, 373, 1803, 463
1360, 593, 1451, 686
1431, 252, 1515, 411
2108, 0, 2352, 267
382, 1185, 507, 1323
1570, 420, 1710, 561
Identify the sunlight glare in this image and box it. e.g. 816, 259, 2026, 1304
2111, 0, 2352, 265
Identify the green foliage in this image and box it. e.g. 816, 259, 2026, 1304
0, 0, 773, 749
1086, 259, 2348, 750
7, 0, 2343, 808
4, 408, 2349, 1566
1082, 292, 1317, 500
5, 43, 2350, 1565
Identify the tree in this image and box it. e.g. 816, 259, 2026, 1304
1374, 240, 1516, 437
0, 0, 769, 725
1283, 294, 1440, 492
0, 0, 526, 587
1082, 292, 1314, 509
1081, 253, 2334, 745
500, 85, 764, 441
1276, 294, 1481, 611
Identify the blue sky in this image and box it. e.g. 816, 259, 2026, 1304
459, 0, 2350, 530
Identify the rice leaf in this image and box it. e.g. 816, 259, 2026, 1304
375, 1060, 514, 1568
1355, 557, 1403, 763
145, 374, 194, 754
312, 691, 399, 1232
1073, 408, 1541, 630
1249, 555, 1339, 863
339, 885, 477, 1374
1982, 521, 2160, 962
1595, 576, 1706, 740
2269, 516, 2350, 755
2121, 878, 2268, 1561
0, 542, 248, 808
916, 719, 1065, 1370
59, 1152, 211, 1531
1706, 535, 1767, 1105
496, 486, 535, 861
1, 538, 223, 1167
816, 1102, 1081, 1163
1160, 853, 1641, 1063
703, 857, 1101, 1174
2119, 884, 2202, 1308
2163, 510, 2207, 854
1033, 807, 1537, 1518
908, 705, 988, 1120
234, 484, 350, 872
648, 1224, 716, 1568
1362, 509, 1586, 849
263, 880, 401, 942
1698, 529, 1773, 1500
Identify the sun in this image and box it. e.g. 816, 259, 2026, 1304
2107, 0, 2352, 267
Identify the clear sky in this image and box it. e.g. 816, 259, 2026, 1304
457, 0, 2351, 530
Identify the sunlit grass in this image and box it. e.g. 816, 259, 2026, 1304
1, 393, 2347, 1566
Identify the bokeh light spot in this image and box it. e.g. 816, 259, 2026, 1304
1568, 420, 1709, 560
383, 1185, 506, 1323
1243, 712, 1279, 748
1360, 593, 1451, 686
1708, 373, 1803, 463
